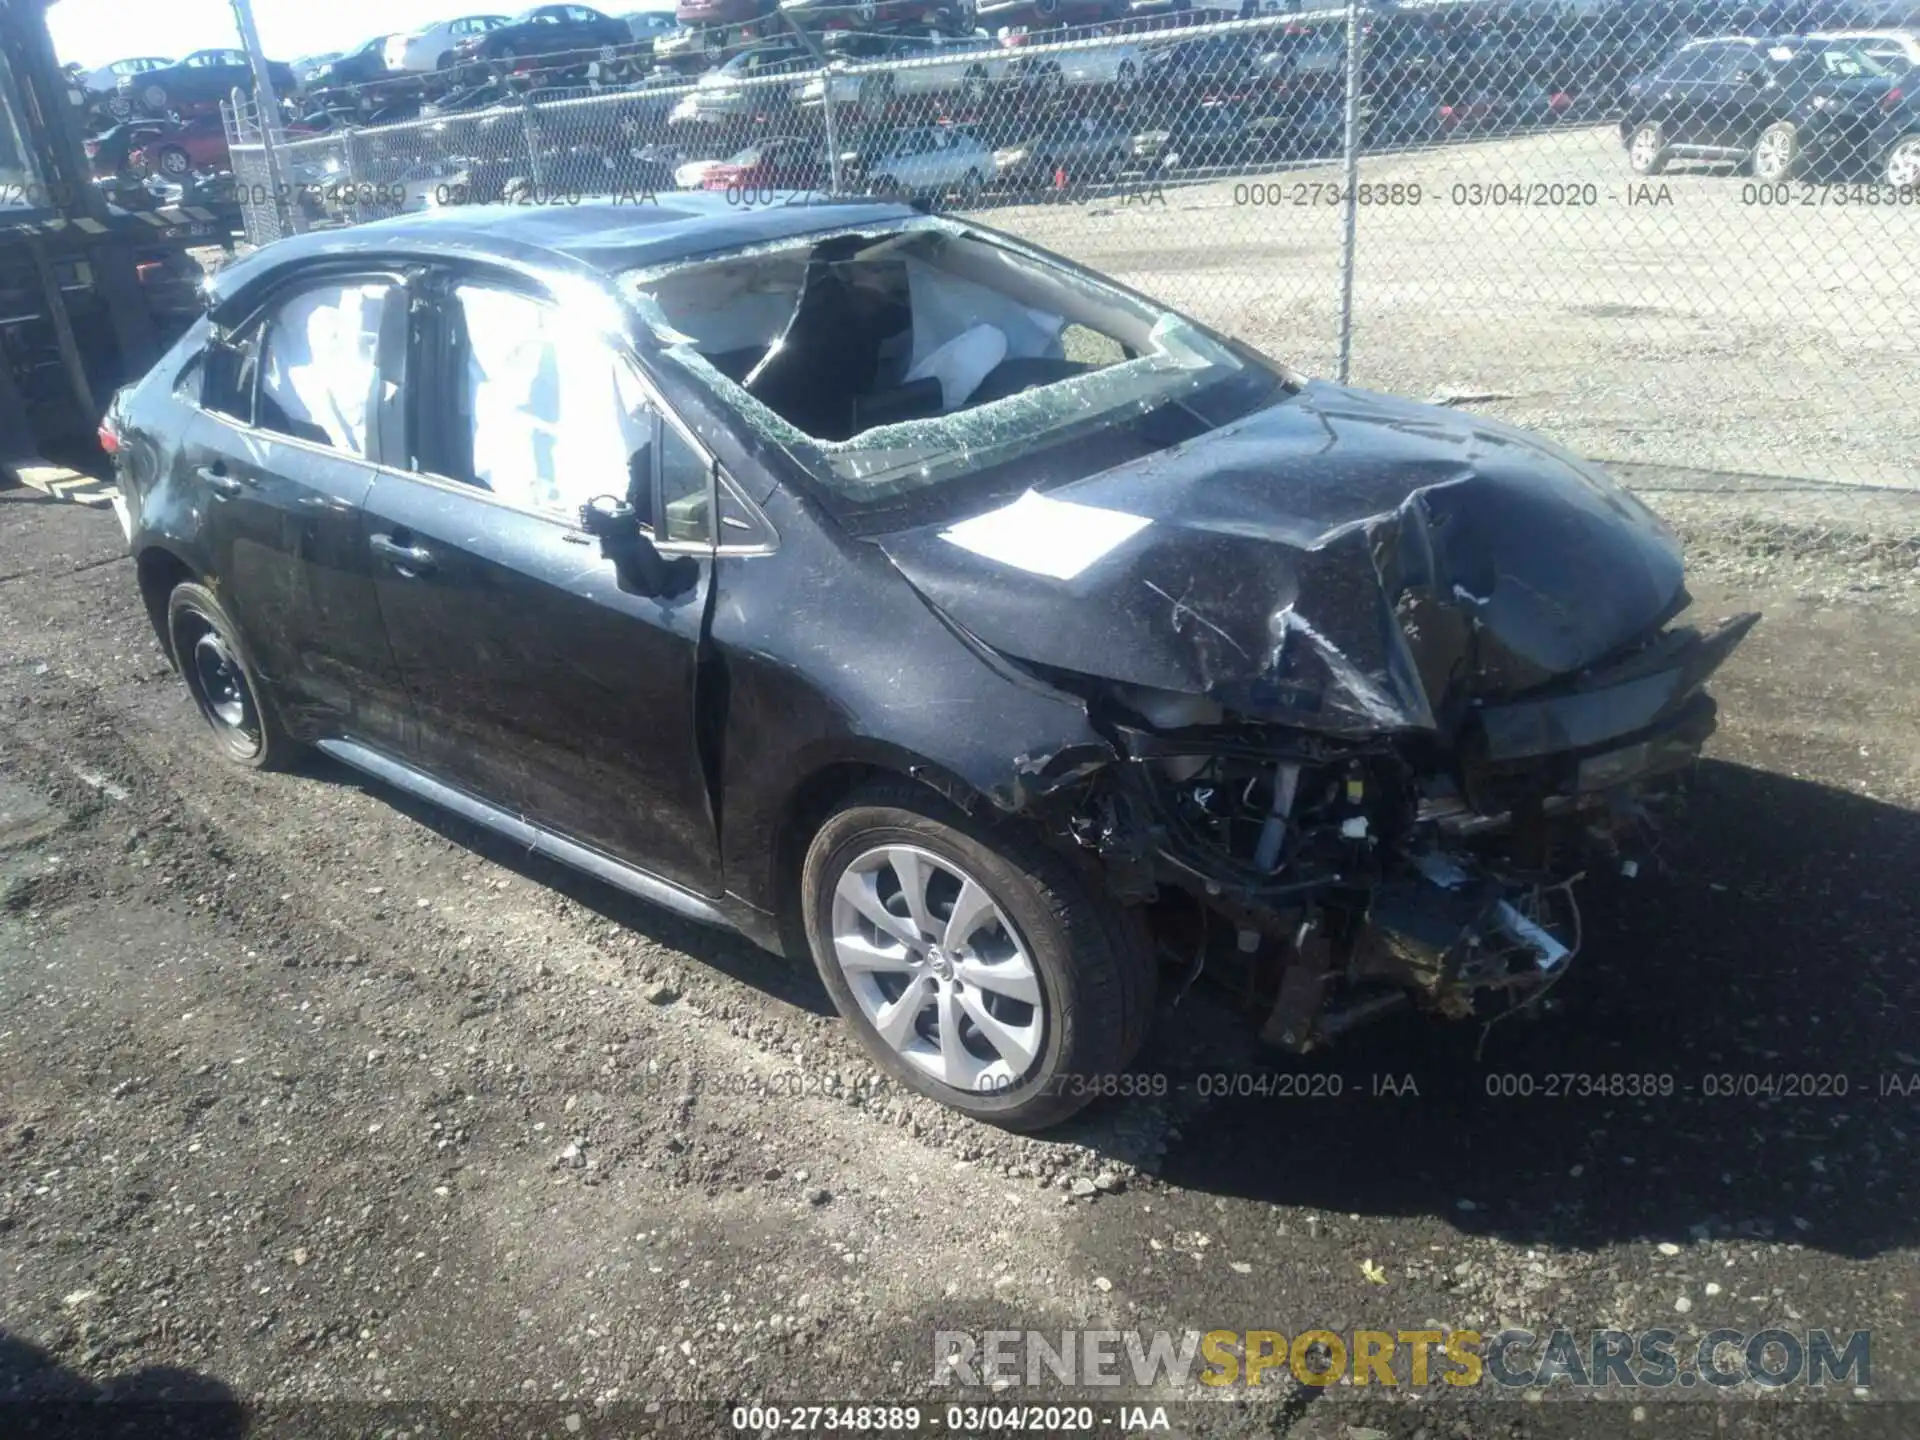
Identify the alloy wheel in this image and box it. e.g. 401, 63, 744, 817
829, 844, 1044, 1093
1753, 125, 1795, 181
1887, 136, 1920, 189
1629, 124, 1661, 172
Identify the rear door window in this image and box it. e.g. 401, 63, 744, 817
255, 280, 399, 456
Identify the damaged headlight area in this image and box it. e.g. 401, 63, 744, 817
1057, 610, 1758, 1052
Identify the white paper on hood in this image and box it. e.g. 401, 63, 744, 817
939, 488, 1150, 582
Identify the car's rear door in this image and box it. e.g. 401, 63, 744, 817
360, 268, 723, 894
179, 271, 417, 748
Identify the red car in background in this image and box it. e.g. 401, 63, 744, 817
128, 114, 231, 178
699, 134, 825, 191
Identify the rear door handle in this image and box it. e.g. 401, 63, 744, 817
197, 465, 244, 496
369, 532, 437, 573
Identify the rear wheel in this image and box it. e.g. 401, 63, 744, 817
167, 583, 296, 771
801, 781, 1155, 1130
1627, 121, 1666, 175
958, 167, 983, 204
156, 145, 191, 177
436, 50, 455, 70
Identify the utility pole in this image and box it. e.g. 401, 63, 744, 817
229, 0, 301, 234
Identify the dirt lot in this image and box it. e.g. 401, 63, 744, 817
982, 123, 1920, 493
2, 438, 1919, 1438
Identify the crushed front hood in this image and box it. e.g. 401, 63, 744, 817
875, 380, 1688, 736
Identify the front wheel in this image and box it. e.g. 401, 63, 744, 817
1751, 121, 1798, 181
1886, 133, 1920, 188
801, 781, 1155, 1130
167, 583, 296, 770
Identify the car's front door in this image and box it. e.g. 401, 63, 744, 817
181, 272, 417, 748
360, 270, 722, 894
1647, 44, 1721, 148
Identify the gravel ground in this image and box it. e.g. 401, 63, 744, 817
978, 123, 1920, 493
2, 459, 1918, 1440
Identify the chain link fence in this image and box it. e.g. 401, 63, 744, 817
228, 2, 1920, 489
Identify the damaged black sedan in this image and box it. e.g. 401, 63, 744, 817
106, 197, 1755, 1129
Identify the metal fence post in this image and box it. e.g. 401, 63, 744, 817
1336, 0, 1364, 385
521, 98, 546, 192
821, 65, 844, 196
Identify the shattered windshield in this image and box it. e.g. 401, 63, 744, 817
619, 219, 1272, 501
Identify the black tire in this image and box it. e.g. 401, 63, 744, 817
801, 779, 1156, 1131
1626, 120, 1667, 176
436, 51, 455, 70
166, 583, 296, 771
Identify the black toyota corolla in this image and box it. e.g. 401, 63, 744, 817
105, 196, 1755, 1129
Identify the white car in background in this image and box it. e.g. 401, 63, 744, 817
384, 15, 511, 73
78, 57, 171, 100
863, 124, 995, 201
795, 30, 1012, 108
1807, 28, 1920, 68
1022, 38, 1146, 93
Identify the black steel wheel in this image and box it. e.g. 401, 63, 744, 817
166, 582, 296, 770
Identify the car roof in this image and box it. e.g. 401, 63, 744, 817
206, 194, 917, 318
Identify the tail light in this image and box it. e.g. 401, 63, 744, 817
1883, 87, 1904, 114
135, 260, 165, 283
97, 421, 121, 456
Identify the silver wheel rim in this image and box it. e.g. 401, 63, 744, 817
830, 844, 1044, 1093
161, 149, 188, 174
1630, 126, 1658, 168
1888, 138, 1920, 188
1756, 128, 1791, 177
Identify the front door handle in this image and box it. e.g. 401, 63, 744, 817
197, 465, 244, 497
369, 532, 437, 573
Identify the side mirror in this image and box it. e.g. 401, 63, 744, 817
579, 493, 672, 596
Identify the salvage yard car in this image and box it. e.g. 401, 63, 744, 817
1619, 35, 1901, 181
104, 197, 1755, 1130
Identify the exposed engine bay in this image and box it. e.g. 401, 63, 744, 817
1044, 610, 1757, 1051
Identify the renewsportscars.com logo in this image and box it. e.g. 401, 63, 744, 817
933, 1328, 1871, 1391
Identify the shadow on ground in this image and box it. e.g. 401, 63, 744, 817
0, 1330, 244, 1438
1150, 760, 1920, 1258
301, 750, 838, 1019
